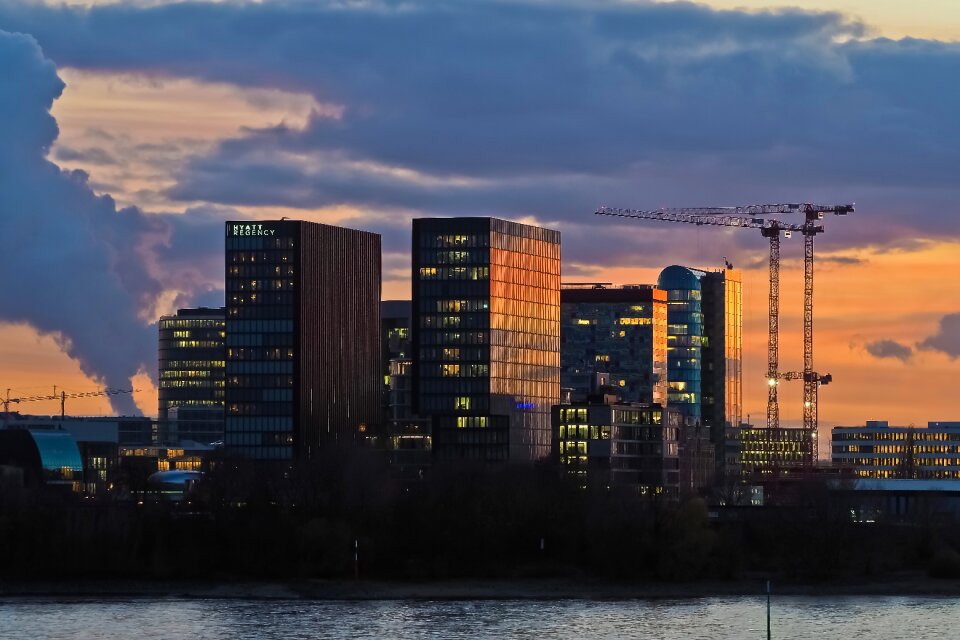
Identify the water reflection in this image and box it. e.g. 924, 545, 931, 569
0, 596, 955, 639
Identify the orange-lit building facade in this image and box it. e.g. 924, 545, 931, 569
412, 218, 561, 462
559, 284, 668, 405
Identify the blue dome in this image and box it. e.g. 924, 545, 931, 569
657, 265, 702, 291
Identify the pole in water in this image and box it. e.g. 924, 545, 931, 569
766, 580, 772, 640
354, 539, 359, 580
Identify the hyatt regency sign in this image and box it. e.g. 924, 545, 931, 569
229, 223, 277, 237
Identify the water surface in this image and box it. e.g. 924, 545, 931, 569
0, 596, 956, 639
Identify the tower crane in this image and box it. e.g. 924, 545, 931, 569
595, 203, 853, 462
2, 387, 135, 419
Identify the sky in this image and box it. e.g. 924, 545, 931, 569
0, 0, 958, 444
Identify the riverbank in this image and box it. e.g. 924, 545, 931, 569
2, 574, 960, 600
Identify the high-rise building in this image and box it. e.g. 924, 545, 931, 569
700, 269, 743, 440
657, 266, 704, 428
412, 217, 561, 463
224, 220, 381, 460
657, 265, 742, 480
560, 284, 668, 405
157, 307, 225, 444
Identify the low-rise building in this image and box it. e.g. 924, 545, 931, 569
737, 424, 815, 476
0, 429, 83, 492
553, 397, 680, 497
832, 421, 960, 479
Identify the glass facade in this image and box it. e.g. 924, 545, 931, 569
157, 307, 225, 444
553, 402, 680, 497
701, 270, 743, 434
701, 269, 743, 478
412, 217, 560, 462
225, 224, 297, 459
560, 285, 668, 405
657, 265, 743, 481
657, 266, 704, 427
0, 429, 83, 491
224, 220, 382, 461
738, 425, 814, 475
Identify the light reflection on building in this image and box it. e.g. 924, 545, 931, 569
412, 218, 560, 462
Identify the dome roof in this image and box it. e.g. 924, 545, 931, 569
657, 265, 702, 290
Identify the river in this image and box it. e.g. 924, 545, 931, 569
0, 596, 956, 638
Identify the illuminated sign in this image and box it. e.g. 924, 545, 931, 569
229, 223, 277, 237
515, 402, 537, 410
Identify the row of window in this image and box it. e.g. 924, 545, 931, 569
227, 347, 294, 361
161, 369, 221, 379
225, 416, 294, 429
227, 279, 296, 292
226, 305, 295, 319
159, 379, 224, 389
419, 234, 488, 249
227, 264, 295, 277
159, 319, 224, 330
227, 402, 294, 416
228, 293, 295, 306
226, 332, 294, 347
226, 236, 295, 250
225, 361, 294, 374
419, 266, 490, 281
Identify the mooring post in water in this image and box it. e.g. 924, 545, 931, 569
354, 539, 359, 580
766, 580, 772, 640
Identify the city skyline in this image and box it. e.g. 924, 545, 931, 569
1, 0, 958, 434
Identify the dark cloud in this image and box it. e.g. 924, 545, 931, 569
54, 145, 116, 165
0, 0, 958, 264
0, 31, 227, 414
917, 313, 960, 359
865, 339, 913, 362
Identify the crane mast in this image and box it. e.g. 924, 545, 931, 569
595, 203, 852, 465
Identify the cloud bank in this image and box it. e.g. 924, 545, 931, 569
0, 30, 224, 413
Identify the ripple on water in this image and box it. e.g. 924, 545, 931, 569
0, 595, 956, 639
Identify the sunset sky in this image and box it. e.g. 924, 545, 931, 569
1, 0, 958, 447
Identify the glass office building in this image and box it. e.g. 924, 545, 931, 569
158, 307, 226, 444
224, 220, 381, 460
553, 400, 680, 497
657, 266, 742, 472
657, 266, 704, 427
701, 269, 743, 475
412, 217, 561, 463
560, 284, 668, 405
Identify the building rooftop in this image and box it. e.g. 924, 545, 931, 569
834, 421, 960, 431
843, 479, 960, 492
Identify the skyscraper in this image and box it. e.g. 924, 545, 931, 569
412, 217, 561, 463
560, 284, 668, 405
224, 220, 381, 460
657, 266, 704, 428
157, 307, 225, 444
700, 268, 743, 443
657, 265, 743, 480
